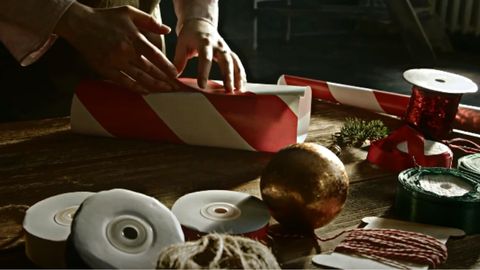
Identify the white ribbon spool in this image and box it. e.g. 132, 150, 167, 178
418, 174, 473, 197
403, 69, 478, 94
172, 190, 270, 238
397, 139, 453, 156
69, 189, 184, 269
23, 191, 94, 268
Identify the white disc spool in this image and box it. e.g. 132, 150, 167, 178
458, 153, 480, 175
397, 140, 452, 157
403, 69, 478, 94
418, 174, 473, 197
69, 189, 184, 269
23, 191, 94, 268
172, 190, 270, 235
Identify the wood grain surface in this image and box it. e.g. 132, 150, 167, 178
0, 100, 479, 268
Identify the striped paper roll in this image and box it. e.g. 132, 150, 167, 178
278, 74, 480, 134
171, 190, 271, 241
71, 78, 312, 152
23, 192, 94, 268
395, 168, 480, 234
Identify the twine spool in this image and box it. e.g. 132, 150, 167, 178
0, 204, 29, 250
395, 168, 480, 234
156, 234, 280, 269
171, 190, 270, 241
403, 69, 478, 140
22, 192, 94, 268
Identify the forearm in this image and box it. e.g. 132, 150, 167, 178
173, 0, 218, 34
0, 0, 75, 66
54, 2, 93, 44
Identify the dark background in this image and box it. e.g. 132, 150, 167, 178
1, 0, 479, 122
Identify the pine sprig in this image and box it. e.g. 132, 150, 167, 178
334, 117, 389, 147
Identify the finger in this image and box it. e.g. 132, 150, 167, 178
173, 42, 189, 75
125, 6, 171, 34
197, 45, 213, 89
143, 32, 164, 51
135, 55, 180, 90
135, 34, 177, 78
104, 69, 149, 95
231, 52, 247, 92
215, 50, 234, 93
125, 64, 173, 92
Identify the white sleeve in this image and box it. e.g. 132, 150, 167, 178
173, 0, 218, 34
0, 0, 75, 66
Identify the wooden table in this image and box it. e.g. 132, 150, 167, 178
1, 100, 479, 268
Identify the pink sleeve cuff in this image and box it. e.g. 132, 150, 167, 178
0, 0, 75, 66
173, 0, 219, 34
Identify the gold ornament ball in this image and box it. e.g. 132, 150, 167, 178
260, 143, 349, 231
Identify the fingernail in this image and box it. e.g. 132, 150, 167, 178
156, 81, 173, 91
226, 82, 234, 93
198, 79, 207, 89
240, 80, 247, 92
170, 67, 178, 77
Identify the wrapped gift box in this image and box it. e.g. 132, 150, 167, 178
71, 78, 311, 152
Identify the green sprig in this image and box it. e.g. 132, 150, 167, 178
334, 117, 389, 147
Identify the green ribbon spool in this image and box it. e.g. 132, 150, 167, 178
395, 167, 480, 234
458, 153, 480, 178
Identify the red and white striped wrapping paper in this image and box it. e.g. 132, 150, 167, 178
279, 74, 480, 134
70, 78, 312, 152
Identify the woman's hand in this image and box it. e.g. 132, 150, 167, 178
55, 2, 179, 94
174, 19, 246, 93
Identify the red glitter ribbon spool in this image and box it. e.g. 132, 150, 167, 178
403, 69, 478, 140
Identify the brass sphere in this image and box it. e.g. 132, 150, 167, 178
260, 143, 349, 231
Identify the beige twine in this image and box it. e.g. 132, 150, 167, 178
157, 234, 280, 269
0, 204, 29, 250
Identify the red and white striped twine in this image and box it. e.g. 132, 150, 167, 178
317, 228, 448, 269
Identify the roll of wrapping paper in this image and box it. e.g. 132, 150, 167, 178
22, 192, 94, 268
171, 190, 271, 241
278, 72, 479, 135
458, 153, 480, 177
395, 168, 480, 234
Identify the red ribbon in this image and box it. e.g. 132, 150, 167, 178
444, 138, 480, 154
367, 125, 453, 172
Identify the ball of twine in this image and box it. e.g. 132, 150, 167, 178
157, 234, 280, 269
